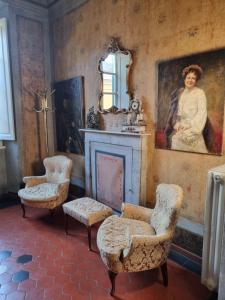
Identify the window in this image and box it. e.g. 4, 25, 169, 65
0, 18, 15, 140
101, 53, 130, 110
102, 54, 117, 109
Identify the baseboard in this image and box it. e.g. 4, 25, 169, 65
0, 192, 20, 209
171, 243, 202, 265
173, 226, 203, 257
169, 244, 202, 275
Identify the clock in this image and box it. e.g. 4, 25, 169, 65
130, 100, 140, 112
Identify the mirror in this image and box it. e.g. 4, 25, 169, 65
98, 38, 133, 112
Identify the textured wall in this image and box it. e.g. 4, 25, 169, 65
51, 0, 225, 224
0, 148, 7, 195
17, 16, 46, 176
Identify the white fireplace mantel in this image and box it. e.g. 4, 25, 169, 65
80, 129, 151, 210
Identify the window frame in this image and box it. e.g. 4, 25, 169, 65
102, 63, 118, 108
0, 18, 15, 141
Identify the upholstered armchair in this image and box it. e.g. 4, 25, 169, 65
18, 155, 73, 218
97, 183, 183, 295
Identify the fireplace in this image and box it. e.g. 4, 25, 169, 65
81, 129, 150, 210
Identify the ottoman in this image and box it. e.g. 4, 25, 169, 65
62, 197, 112, 250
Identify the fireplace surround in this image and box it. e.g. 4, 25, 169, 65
81, 129, 150, 211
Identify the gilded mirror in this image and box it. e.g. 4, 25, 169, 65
98, 38, 133, 112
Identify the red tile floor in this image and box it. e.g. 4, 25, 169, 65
0, 204, 212, 300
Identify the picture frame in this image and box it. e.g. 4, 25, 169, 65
156, 49, 225, 155
54, 76, 85, 155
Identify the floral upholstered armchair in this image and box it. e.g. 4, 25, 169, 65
97, 183, 183, 295
18, 155, 73, 218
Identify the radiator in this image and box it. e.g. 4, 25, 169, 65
202, 164, 225, 291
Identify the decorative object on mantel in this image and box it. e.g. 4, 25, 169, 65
33, 88, 55, 156
98, 37, 133, 113
98, 105, 128, 115
99, 111, 127, 132
86, 106, 100, 129
122, 98, 146, 133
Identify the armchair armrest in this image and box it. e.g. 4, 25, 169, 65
121, 203, 153, 223
23, 175, 47, 187
130, 232, 172, 248
122, 232, 173, 270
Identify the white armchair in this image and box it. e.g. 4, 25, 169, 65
97, 183, 183, 295
18, 155, 73, 218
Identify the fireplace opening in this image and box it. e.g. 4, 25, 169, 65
95, 150, 125, 212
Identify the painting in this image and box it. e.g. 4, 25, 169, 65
156, 49, 225, 155
54, 76, 85, 155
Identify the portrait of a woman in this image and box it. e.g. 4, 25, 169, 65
164, 64, 208, 153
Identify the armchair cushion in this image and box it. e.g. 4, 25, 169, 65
18, 183, 59, 202
97, 215, 156, 273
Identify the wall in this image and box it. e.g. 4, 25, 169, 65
0, 147, 7, 195
0, 0, 54, 192
18, 16, 47, 175
51, 0, 225, 224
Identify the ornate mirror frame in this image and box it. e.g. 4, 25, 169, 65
98, 38, 133, 114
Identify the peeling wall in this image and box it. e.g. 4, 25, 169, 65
51, 0, 225, 224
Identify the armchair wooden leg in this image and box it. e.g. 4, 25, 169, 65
87, 226, 91, 251
161, 262, 168, 286
21, 204, 26, 218
108, 270, 117, 296
65, 214, 69, 235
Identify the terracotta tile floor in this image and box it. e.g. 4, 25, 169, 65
0, 205, 211, 300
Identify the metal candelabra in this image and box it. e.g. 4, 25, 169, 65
33, 88, 55, 156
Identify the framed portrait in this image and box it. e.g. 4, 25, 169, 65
156, 49, 225, 155
54, 76, 85, 155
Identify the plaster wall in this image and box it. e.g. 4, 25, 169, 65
0, 147, 7, 195
17, 16, 47, 176
0, 0, 54, 193
51, 0, 225, 224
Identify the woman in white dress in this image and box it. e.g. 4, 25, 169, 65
171, 65, 208, 153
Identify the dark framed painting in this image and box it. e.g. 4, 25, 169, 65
156, 49, 225, 155
54, 76, 85, 155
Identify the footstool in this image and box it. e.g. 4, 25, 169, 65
62, 197, 112, 250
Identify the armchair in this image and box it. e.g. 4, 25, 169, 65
18, 155, 73, 218
97, 183, 183, 295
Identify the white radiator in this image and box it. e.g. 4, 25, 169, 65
202, 164, 225, 291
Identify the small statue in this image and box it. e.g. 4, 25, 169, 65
87, 106, 100, 129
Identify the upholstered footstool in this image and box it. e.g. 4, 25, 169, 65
62, 197, 112, 250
